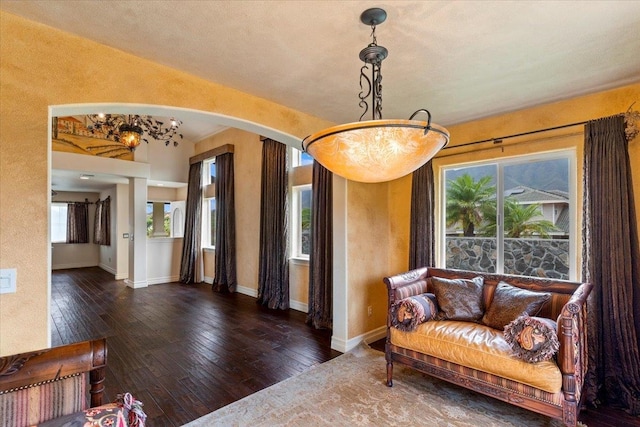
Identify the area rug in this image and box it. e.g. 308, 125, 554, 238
184, 344, 582, 426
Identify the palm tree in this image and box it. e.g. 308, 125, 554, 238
446, 174, 495, 236
480, 198, 558, 238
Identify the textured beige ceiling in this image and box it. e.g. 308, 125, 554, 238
3, 0, 640, 130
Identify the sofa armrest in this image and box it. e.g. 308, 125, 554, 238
556, 282, 593, 403
383, 267, 430, 306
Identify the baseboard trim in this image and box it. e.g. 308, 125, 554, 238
147, 276, 179, 286
203, 276, 307, 312
52, 262, 98, 270
289, 300, 308, 313
124, 279, 148, 289
99, 263, 116, 276
237, 285, 257, 298
331, 325, 387, 353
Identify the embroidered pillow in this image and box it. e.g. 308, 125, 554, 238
430, 276, 485, 322
482, 281, 551, 330
390, 293, 438, 332
504, 313, 559, 363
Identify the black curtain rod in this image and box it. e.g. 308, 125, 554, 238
443, 109, 633, 151
52, 198, 94, 204
441, 119, 590, 151
53, 201, 94, 204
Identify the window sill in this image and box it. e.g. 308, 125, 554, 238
289, 257, 309, 266
203, 247, 215, 253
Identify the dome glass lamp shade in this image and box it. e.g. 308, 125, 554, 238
302, 8, 449, 183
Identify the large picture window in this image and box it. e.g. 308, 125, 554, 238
442, 152, 574, 279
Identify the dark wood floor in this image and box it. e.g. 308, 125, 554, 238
52, 267, 640, 427
51, 267, 341, 426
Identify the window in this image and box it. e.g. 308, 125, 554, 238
290, 148, 313, 259
299, 151, 314, 166
51, 203, 68, 243
146, 202, 171, 237
442, 152, 574, 279
203, 159, 216, 247
292, 185, 312, 258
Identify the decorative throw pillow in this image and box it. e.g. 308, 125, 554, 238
481, 282, 551, 330
504, 313, 559, 363
430, 276, 485, 322
390, 293, 438, 332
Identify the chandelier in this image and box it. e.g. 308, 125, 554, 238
302, 8, 449, 183
86, 113, 183, 151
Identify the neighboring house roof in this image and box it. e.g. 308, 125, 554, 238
505, 186, 568, 204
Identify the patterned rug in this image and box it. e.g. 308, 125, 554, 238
184, 344, 581, 426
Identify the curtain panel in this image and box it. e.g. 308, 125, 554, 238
213, 152, 237, 292
409, 160, 435, 270
257, 139, 290, 309
180, 161, 204, 284
582, 115, 640, 414
94, 197, 111, 246
307, 161, 333, 329
66, 202, 89, 244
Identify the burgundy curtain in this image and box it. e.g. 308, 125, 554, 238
180, 162, 203, 284
307, 161, 332, 329
257, 139, 290, 309
582, 114, 640, 415
213, 152, 237, 292
409, 160, 435, 270
67, 202, 89, 244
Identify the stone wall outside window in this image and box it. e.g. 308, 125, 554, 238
446, 237, 569, 280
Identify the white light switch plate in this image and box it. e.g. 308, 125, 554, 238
0, 268, 17, 294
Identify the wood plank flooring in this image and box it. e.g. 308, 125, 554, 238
51, 267, 341, 426
51, 267, 640, 426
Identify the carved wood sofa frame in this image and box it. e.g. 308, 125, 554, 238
0, 338, 107, 410
384, 267, 592, 427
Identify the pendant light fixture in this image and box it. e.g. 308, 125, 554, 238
302, 8, 449, 183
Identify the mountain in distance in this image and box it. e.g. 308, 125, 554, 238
444, 158, 569, 192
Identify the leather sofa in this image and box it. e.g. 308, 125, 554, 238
384, 267, 592, 427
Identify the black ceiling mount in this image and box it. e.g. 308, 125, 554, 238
360, 8, 387, 26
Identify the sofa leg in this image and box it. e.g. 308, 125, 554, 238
386, 361, 393, 387
562, 401, 577, 427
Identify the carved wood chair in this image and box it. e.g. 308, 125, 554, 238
0, 338, 107, 427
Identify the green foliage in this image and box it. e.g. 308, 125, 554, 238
479, 198, 558, 238
301, 207, 311, 231
446, 174, 495, 237
147, 214, 153, 237
447, 174, 558, 238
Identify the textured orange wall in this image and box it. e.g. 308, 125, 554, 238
0, 11, 331, 356
346, 181, 390, 338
